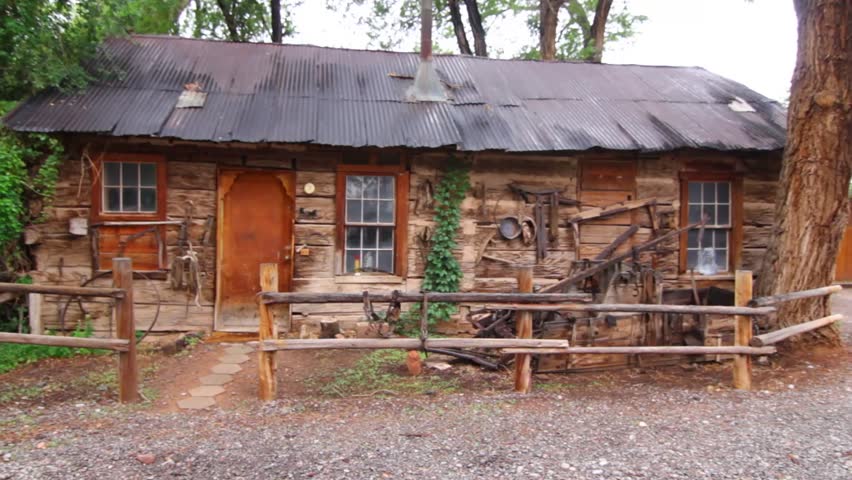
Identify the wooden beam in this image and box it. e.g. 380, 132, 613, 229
28, 293, 43, 335
594, 225, 639, 261
90, 220, 185, 227
258, 263, 279, 402
262, 291, 592, 305
481, 303, 773, 316
750, 314, 843, 347
255, 338, 571, 351
514, 267, 534, 394
113, 258, 139, 403
0, 332, 129, 351
748, 285, 842, 307
733, 270, 753, 390
0, 282, 124, 298
541, 222, 702, 293
568, 197, 662, 223
502, 346, 777, 355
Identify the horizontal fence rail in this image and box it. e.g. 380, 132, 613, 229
0, 282, 125, 298
482, 303, 774, 316
748, 285, 843, 307
750, 314, 843, 347
254, 338, 572, 351
502, 346, 777, 355
261, 291, 593, 305
0, 332, 130, 351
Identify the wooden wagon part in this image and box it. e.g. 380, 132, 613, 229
568, 197, 665, 224
594, 225, 640, 261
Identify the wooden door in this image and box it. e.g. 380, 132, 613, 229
576, 159, 638, 259
836, 225, 852, 282
216, 170, 295, 331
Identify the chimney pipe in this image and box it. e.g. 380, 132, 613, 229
406, 0, 447, 102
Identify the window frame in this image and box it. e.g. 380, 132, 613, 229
335, 164, 409, 277
91, 153, 168, 271
679, 171, 743, 274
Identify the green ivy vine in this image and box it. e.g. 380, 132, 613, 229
399, 158, 470, 335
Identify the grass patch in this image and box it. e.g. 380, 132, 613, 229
0, 323, 105, 374
311, 350, 459, 397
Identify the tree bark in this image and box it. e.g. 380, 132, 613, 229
756, 0, 851, 345
215, 0, 240, 41
270, 0, 282, 43
539, 0, 566, 60
447, 0, 473, 55
464, 0, 488, 57
586, 0, 612, 62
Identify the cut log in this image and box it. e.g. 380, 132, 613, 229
750, 314, 843, 347
0, 332, 129, 351
0, 282, 124, 298
501, 346, 776, 355
262, 291, 592, 305
255, 338, 571, 351
320, 319, 341, 338
481, 303, 773, 316
748, 285, 842, 307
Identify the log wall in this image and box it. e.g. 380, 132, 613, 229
28, 139, 781, 373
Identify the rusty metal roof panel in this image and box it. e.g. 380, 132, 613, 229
3, 35, 786, 152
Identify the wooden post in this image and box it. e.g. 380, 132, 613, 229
112, 258, 139, 404
28, 293, 43, 335
514, 266, 534, 393
733, 270, 753, 390
258, 263, 279, 401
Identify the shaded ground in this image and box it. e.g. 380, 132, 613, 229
0, 291, 849, 479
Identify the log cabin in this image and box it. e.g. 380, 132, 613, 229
3, 35, 787, 371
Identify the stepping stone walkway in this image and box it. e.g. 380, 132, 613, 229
177, 344, 253, 410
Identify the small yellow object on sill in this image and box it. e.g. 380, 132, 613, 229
300, 247, 311, 256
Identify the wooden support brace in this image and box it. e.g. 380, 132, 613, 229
750, 314, 843, 347
733, 270, 753, 390
258, 263, 279, 402
514, 267, 534, 394
748, 285, 842, 307
112, 258, 139, 404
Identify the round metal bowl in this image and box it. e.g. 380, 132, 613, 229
498, 216, 522, 240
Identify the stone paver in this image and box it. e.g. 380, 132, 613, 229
211, 363, 242, 374
219, 354, 250, 364
199, 374, 233, 385
224, 345, 252, 355
188, 385, 225, 397
177, 397, 215, 410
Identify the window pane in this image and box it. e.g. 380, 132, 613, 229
363, 176, 379, 198
346, 176, 362, 198
122, 187, 138, 211
362, 251, 377, 271
688, 205, 702, 223
140, 188, 157, 211
363, 227, 378, 248
379, 176, 394, 199
140, 163, 157, 187
346, 199, 362, 223
715, 230, 728, 248
105, 188, 121, 211
717, 205, 729, 225
379, 227, 394, 248
688, 183, 701, 203
345, 251, 358, 273
362, 200, 378, 223
378, 251, 393, 273
379, 200, 394, 223
687, 229, 698, 248
702, 182, 716, 202
104, 162, 121, 186
687, 249, 698, 269
715, 247, 728, 271
717, 182, 730, 204
702, 206, 715, 224
122, 162, 138, 185
346, 227, 361, 248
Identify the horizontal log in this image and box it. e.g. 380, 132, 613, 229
262, 291, 592, 305
0, 282, 124, 298
0, 332, 130, 351
748, 285, 842, 307
501, 346, 777, 355
484, 303, 774, 316
750, 314, 843, 347
255, 338, 571, 351
91, 220, 185, 227
568, 197, 667, 223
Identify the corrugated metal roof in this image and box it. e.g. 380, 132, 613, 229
3, 35, 786, 152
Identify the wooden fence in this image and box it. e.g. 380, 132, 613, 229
254, 265, 843, 401
0, 258, 139, 403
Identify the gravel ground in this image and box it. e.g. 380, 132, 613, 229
0, 296, 850, 480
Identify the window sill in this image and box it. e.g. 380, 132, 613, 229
678, 273, 736, 282
334, 274, 405, 285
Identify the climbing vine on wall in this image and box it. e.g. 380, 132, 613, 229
399, 158, 470, 334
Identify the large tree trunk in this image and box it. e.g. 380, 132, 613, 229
586, 0, 612, 63
270, 0, 283, 43
447, 0, 473, 55
539, 0, 565, 60
756, 0, 851, 345
464, 0, 488, 57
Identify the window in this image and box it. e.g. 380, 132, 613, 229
680, 173, 741, 273
336, 164, 409, 276
102, 161, 158, 213
92, 154, 167, 271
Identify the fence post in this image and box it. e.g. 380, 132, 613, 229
514, 266, 534, 393
112, 258, 139, 403
258, 263, 279, 401
733, 270, 753, 390
28, 293, 43, 335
